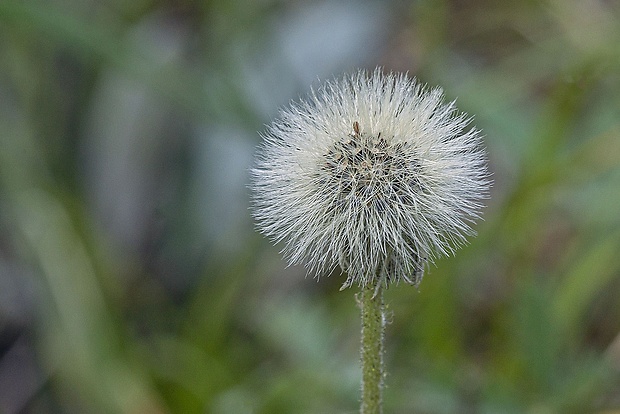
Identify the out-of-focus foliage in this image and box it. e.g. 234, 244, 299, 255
0, 0, 619, 412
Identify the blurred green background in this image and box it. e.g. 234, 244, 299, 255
1, 0, 620, 413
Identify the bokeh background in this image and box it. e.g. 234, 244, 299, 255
1, 0, 620, 412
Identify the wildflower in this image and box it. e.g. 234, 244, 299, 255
251, 68, 489, 289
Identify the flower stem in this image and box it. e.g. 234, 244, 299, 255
360, 281, 384, 414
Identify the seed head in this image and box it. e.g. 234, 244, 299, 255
251, 69, 490, 289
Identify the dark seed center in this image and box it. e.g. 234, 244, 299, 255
320, 122, 424, 209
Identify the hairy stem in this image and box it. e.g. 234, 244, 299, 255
360, 281, 384, 414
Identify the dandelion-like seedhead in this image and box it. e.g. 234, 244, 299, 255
251, 68, 490, 289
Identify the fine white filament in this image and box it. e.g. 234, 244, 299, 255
251, 68, 490, 289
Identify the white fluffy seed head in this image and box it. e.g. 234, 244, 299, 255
251, 68, 490, 289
